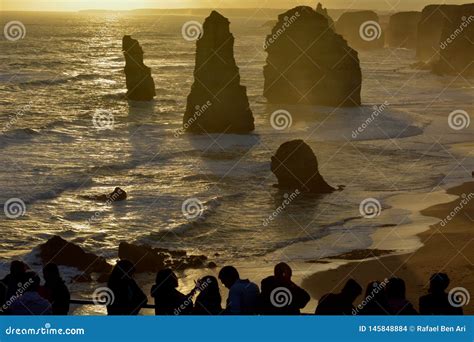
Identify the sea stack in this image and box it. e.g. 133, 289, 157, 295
335, 11, 384, 50
416, 5, 458, 62
271, 140, 335, 193
433, 4, 474, 76
122, 35, 156, 101
263, 6, 361, 107
386, 12, 421, 48
184, 11, 254, 133
315, 2, 334, 27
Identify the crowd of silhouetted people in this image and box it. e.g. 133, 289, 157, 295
0, 259, 465, 315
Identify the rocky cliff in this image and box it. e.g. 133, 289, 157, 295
335, 10, 384, 50
263, 6, 361, 107
122, 35, 156, 101
386, 12, 421, 48
183, 11, 255, 133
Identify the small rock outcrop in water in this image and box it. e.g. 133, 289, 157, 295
122, 35, 156, 101
263, 6, 361, 107
118, 242, 208, 273
433, 4, 474, 76
416, 5, 459, 62
40, 236, 112, 274
82, 187, 127, 202
386, 12, 421, 48
271, 140, 335, 193
184, 11, 254, 133
335, 11, 384, 50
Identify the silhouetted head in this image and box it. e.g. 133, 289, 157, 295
218, 266, 240, 289
429, 273, 450, 293
274, 262, 292, 282
43, 263, 61, 283
386, 277, 406, 300
365, 281, 381, 297
24, 271, 41, 292
10, 260, 27, 277
108, 260, 136, 287
154, 269, 178, 290
341, 278, 362, 302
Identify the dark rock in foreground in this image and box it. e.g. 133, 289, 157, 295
416, 5, 459, 62
386, 12, 421, 49
263, 6, 361, 107
184, 11, 254, 133
39, 236, 112, 275
271, 140, 335, 193
122, 35, 156, 101
433, 4, 474, 76
118, 242, 208, 273
335, 10, 384, 50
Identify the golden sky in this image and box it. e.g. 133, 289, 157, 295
0, 0, 468, 11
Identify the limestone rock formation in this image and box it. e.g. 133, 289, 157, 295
416, 5, 459, 62
263, 6, 361, 107
39, 236, 112, 274
335, 11, 384, 50
118, 242, 208, 273
271, 140, 335, 193
122, 35, 156, 101
316, 2, 334, 27
433, 4, 474, 76
184, 11, 254, 133
386, 12, 421, 48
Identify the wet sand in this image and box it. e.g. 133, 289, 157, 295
302, 181, 474, 314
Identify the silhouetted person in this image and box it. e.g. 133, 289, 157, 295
358, 281, 388, 315
315, 279, 362, 315
385, 277, 417, 315
151, 269, 192, 315
41, 263, 70, 315
218, 266, 259, 315
260, 262, 310, 315
419, 273, 463, 315
0, 260, 28, 313
193, 276, 222, 315
107, 260, 146, 315
9, 272, 52, 315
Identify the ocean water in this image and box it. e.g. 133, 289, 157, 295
0, 11, 473, 313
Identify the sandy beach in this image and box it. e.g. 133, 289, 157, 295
303, 181, 474, 314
